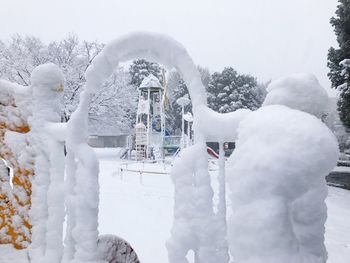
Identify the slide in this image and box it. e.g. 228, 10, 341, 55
207, 146, 219, 159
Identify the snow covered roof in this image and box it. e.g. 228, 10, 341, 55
139, 74, 163, 89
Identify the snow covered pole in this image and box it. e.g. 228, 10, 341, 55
146, 88, 151, 159
218, 142, 226, 220
176, 96, 190, 149
216, 141, 229, 262
187, 121, 190, 147
28, 63, 65, 263
181, 106, 185, 148
160, 89, 165, 159
64, 90, 101, 263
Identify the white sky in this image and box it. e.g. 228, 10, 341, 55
0, 0, 339, 90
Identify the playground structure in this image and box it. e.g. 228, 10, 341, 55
134, 74, 165, 160
132, 74, 193, 161
0, 32, 339, 263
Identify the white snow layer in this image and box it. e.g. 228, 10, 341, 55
263, 73, 329, 118
227, 105, 339, 263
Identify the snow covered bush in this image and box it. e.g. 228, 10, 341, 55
0, 79, 33, 249
228, 74, 339, 262
207, 67, 266, 113
97, 235, 140, 263
0, 159, 13, 244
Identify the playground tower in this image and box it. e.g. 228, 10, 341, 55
135, 74, 165, 160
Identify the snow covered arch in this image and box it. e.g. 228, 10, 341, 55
64, 32, 249, 262
64, 32, 212, 262
84, 32, 207, 110
69, 32, 250, 145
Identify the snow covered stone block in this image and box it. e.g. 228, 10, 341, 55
97, 234, 140, 263
227, 105, 339, 263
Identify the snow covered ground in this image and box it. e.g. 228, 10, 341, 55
1, 148, 350, 262
97, 149, 350, 263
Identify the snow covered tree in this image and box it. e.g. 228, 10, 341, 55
324, 97, 350, 151
198, 65, 211, 89
328, 0, 350, 130
207, 67, 265, 113
166, 70, 190, 134
129, 59, 163, 87
0, 35, 104, 122
0, 35, 139, 133
0, 35, 47, 86
165, 67, 210, 134
88, 68, 138, 135
46, 35, 104, 121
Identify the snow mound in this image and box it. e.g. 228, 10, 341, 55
263, 73, 329, 118
227, 105, 339, 263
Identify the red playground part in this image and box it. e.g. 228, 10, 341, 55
207, 146, 219, 159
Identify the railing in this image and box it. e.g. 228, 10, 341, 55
164, 136, 181, 148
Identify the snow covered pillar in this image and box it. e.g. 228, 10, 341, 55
64, 90, 101, 263
176, 96, 191, 149
146, 88, 151, 159
28, 63, 65, 263
216, 141, 229, 263
167, 143, 218, 263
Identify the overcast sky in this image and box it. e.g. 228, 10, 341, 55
0, 0, 339, 90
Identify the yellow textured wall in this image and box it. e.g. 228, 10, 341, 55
0, 106, 33, 249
